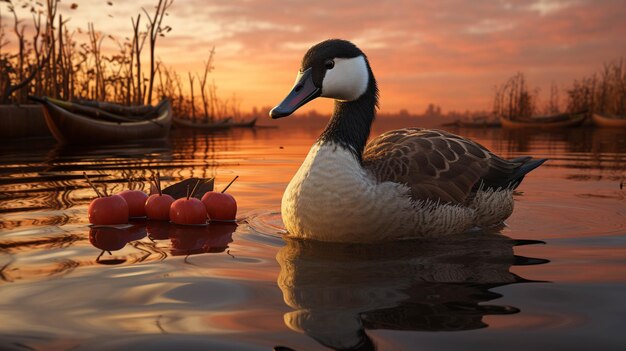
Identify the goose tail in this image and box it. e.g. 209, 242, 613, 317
508, 158, 547, 189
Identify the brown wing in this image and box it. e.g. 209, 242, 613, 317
362, 128, 521, 204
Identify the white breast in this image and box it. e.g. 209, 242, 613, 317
281, 142, 476, 242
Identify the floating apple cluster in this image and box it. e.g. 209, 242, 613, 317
84, 172, 238, 226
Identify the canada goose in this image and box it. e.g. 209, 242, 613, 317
270, 39, 546, 242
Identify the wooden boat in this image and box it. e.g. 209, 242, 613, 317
230, 117, 257, 128
499, 113, 585, 129
592, 113, 626, 128
73, 99, 158, 117
443, 117, 500, 128
36, 97, 172, 144
173, 117, 231, 129
173, 116, 257, 129
459, 119, 500, 128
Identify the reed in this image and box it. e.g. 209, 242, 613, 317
566, 58, 625, 117
596, 59, 626, 117
566, 75, 596, 115
197, 48, 215, 122
493, 72, 538, 119
0, 0, 241, 120
544, 82, 561, 115
144, 0, 173, 105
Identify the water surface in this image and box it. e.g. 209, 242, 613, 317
1, 124, 625, 350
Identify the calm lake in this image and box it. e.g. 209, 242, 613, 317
1, 121, 625, 351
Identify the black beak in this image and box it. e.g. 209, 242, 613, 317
270, 68, 321, 119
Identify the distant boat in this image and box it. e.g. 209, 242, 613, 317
442, 116, 501, 128
32, 96, 171, 144
173, 116, 257, 129
499, 113, 585, 129
591, 113, 626, 128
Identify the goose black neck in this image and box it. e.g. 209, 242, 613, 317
318, 78, 378, 161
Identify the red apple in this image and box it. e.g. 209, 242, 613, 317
169, 197, 207, 225
88, 195, 129, 225
118, 190, 149, 218
145, 193, 175, 220
201, 192, 237, 222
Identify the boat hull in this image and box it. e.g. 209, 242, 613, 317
173, 117, 257, 129
592, 114, 626, 128
42, 99, 172, 144
499, 114, 585, 129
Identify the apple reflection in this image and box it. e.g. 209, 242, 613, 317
89, 224, 147, 264
167, 222, 237, 256
277, 234, 548, 350
146, 220, 173, 240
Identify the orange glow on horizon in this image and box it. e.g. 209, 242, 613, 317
2, 0, 625, 114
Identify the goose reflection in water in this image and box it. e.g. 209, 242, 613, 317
277, 234, 548, 351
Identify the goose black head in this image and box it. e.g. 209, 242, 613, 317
270, 39, 376, 119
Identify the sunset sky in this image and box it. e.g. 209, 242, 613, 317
4, 0, 626, 114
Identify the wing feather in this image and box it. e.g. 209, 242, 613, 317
363, 128, 526, 204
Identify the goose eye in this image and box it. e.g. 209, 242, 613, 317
325, 59, 335, 70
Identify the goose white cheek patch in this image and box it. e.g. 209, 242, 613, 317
321, 56, 369, 101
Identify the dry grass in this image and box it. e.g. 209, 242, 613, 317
0, 0, 240, 120
566, 59, 626, 117
595, 59, 626, 117
495, 60, 626, 120
493, 72, 538, 119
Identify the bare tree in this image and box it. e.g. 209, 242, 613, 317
0, 0, 240, 119
143, 0, 173, 104
131, 15, 147, 105
87, 23, 106, 100
188, 72, 195, 119
493, 72, 537, 119
197, 48, 215, 122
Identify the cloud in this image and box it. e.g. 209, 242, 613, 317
466, 19, 516, 34
2, 0, 625, 113
529, 0, 579, 16
163, 0, 626, 112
